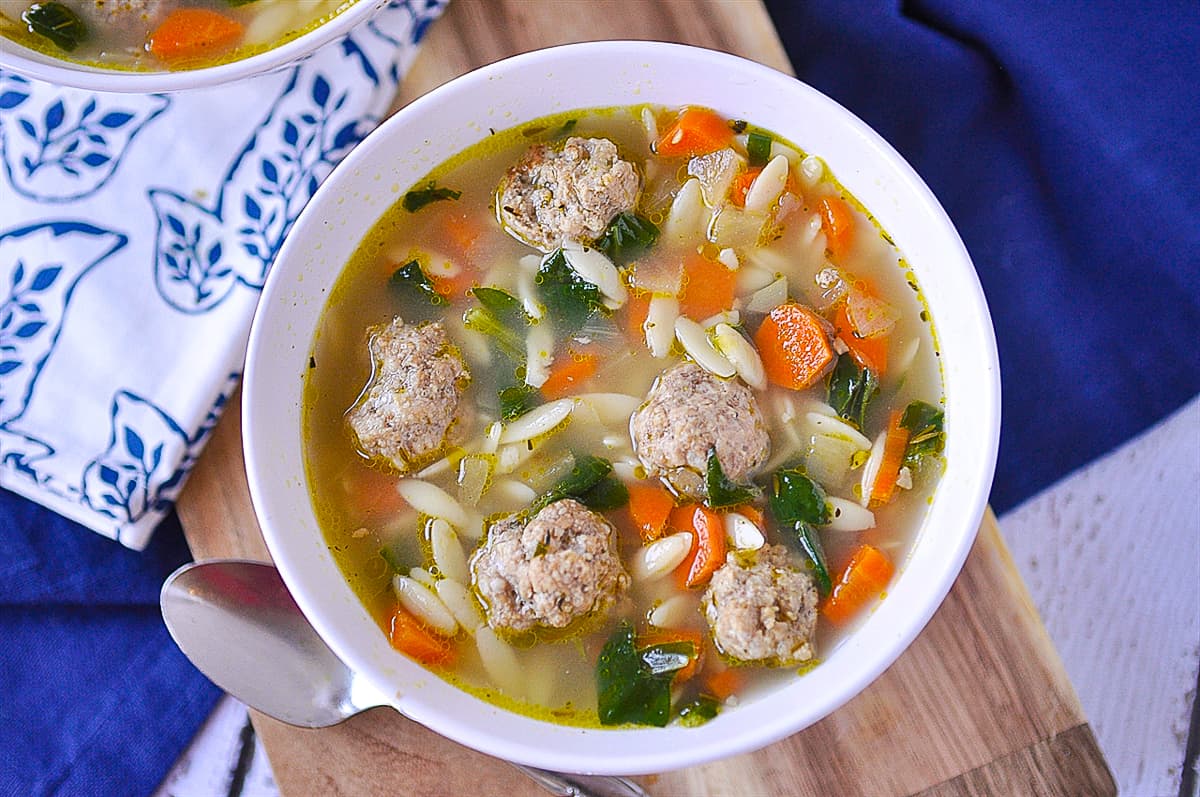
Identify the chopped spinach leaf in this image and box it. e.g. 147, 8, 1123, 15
223, 0, 259, 6
23, 2, 87, 52
528, 454, 614, 515
791, 521, 831, 597
705, 449, 758, 508
379, 546, 405, 573
596, 622, 673, 727
389, 260, 446, 320
498, 384, 539, 421
677, 695, 721, 727
577, 475, 630, 511
768, 467, 830, 526
595, 212, 660, 266
402, 182, 462, 213
900, 400, 945, 468
552, 118, 578, 139
535, 249, 606, 333
746, 131, 773, 168
463, 305, 525, 361
471, 286, 530, 327
826, 355, 878, 430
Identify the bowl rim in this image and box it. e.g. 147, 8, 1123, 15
0, 0, 386, 94
243, 39, 1001, 774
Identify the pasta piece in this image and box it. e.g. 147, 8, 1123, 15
393, 575, 458, 636
743, 154, 789, 213
562, 243, 627, 308
499, 398, 575, 443
475, 627, 525, 697
435, 579, 484, 632
397, 479, 469, 529
674, 317, 735, 378
645, 296, 679, 358
825, 496, 876, 531
713, 323, 766, 390
663, 178, 707, 246
724, 511, 765, 551
649, 594, 694, 629
632, 532, 693, 581
744, 276, 788, 314
429, 518, 470, 584
523, 322, 555, 388
574, 393, 642, 426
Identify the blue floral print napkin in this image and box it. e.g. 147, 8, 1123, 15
0, 0, 447, 549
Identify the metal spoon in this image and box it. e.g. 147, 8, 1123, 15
161, 559, 647, 797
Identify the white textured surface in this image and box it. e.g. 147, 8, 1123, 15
1001, 394, 1200, 797
158, 395, 1200, 796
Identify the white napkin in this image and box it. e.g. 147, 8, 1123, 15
0, 0, 447, 549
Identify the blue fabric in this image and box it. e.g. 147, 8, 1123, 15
764, 0, 1200, 511
0, 497, 221, 796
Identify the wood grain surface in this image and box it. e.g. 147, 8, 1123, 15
174, 1, 1117, 794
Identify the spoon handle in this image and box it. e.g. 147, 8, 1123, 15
513, 764, 649, 797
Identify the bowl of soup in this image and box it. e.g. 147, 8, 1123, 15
242, 41, 1000, 774
0, 0, 384, 92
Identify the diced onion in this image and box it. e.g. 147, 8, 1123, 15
717, 247, 740, 270
800, 154, 825, 187
859, 429, 888, 507
745, 276, 788, 314
724, 512, 765, 550
457, 454, 493, 507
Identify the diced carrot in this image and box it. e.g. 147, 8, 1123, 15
703, 667, 744, 701
868, 409, 909, 506
678, 252, 736, 320
753, 302, 836, 390
638, 628, 703, 682
655, 107, 734, 158
622, 290, 652, 342
671, 504, 727, 589
833, 299, 889, 375
149, 8, 243, 65
539, 350, 598, 399
816, 195, 856, 262
345, 466, 405, 518
440, 210, 483, 258
730, 167, 763, 208
627, 482, 676, 542
821, 544, 895, 625
388, 605, 456, 666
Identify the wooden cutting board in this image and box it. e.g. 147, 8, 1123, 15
174, 1, 1117, 794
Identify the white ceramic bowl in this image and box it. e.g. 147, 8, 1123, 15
0, 0, 388, 93
243, 41, 1001, 775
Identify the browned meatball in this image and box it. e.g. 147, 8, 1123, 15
630, 363, 770, 497
497, 136, 640, 251
346, 317, 469, 471
702, 544, 818, 665
64, 0, 175, 30
471, 499, 630, 633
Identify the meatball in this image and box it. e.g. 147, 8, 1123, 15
346, 317, 469, 471
497, 136, 641, 251
65, 0, 175, 30
630, 363, 770, 497
702, 544, 818, 665
471, 499, 630, 633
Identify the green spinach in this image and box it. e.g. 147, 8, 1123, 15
705, 449, 758, 508
535, 249, 606, 333
402, 183, 462, 213
827, 355, 878, 430
23, 2, 87, 52
595, 212, 660, 266
901, 400, 945, 469
595, 623, 695, 727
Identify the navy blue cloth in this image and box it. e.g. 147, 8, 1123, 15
5, 4, 1200, 796
764, 0, 1200, 511
0, 496, 220, 796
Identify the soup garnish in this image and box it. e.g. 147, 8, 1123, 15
302, 104, 946, 728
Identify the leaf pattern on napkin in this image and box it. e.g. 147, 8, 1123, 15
146, 7, 417, 315
0, 222, 127, 477
0, 71, 170, 203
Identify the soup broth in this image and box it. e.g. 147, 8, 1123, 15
302, 105, 945, 727
0, 0, 356, 72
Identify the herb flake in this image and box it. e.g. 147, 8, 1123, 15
402, 182, 462, 213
